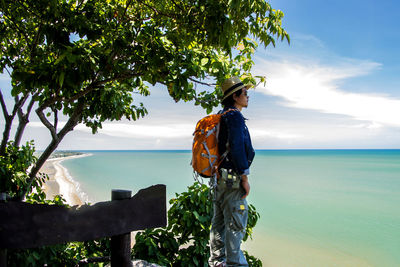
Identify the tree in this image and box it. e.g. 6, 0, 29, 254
0, 0, 288, 199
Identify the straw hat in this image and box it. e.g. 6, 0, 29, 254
221, 76, 252, 101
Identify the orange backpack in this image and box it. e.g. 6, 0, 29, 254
191, 110, 233, 178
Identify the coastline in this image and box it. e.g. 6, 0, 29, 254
40, 153, 92, 206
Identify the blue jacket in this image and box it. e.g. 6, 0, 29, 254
218, 107, 255, 175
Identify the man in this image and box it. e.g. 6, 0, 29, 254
209, 77, 255, 267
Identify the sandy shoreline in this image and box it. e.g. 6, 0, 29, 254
40, 153, 92, 206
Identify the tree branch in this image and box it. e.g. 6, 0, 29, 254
57, 101, 85, 139
255, 79, 264, 88
138, 1, 177, 19
53, 108, 58, 132
0, 89, 10, 120
170, 0, 184, 11
30, 23, 43, 59
188, 77, 216, 87
12, 94, 29, 118
16, 107, 24, 138
122, 0, 133, 19
26, 93, 36, 115
4, 67, 12, 77
0, 92, 29, 155
36, 108, 58, 141
14, 93, 37, 147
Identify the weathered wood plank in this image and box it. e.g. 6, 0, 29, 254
0, 184, 166, 249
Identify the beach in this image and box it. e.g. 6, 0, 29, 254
40, 154, 91, 206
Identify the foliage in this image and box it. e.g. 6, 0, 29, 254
7, 238, 110, 267
0, 0, 289, 199
132, 228, 178, 266
8, 243, 77, 267
0, 141, 40, 199
245, 203, 261, 242
132, 182, 261, 266
243, 250, 263, 267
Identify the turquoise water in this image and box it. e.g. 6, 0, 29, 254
61, 150, 400, 266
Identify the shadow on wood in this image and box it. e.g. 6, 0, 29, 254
0, 184, 166, 249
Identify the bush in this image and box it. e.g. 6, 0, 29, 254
0, 141, 38, 199
7, 238, 110, 267
133, 182, 261, 266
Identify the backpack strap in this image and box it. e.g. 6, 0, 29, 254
213, 108, 236, 177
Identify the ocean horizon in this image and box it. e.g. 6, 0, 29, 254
56, 149, 400, 266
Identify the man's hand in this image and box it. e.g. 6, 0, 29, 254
241, 174, 250, 199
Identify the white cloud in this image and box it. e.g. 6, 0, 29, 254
254, 59, 400, 127
250, 128, 302, 140
28, 119, 304, 149
293, 34, 325, 48
28, 121, 194, 139
90, 123, 193, 138
348, 122, 383, 129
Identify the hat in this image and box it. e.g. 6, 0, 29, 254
221, 76, 252, 101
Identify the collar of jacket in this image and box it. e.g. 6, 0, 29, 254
222, 106, 248, 120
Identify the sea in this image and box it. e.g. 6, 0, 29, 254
60, 150, 400, 267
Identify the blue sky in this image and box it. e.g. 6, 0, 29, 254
1, 0, 400, 150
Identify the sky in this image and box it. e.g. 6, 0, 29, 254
1, 0, 400, 150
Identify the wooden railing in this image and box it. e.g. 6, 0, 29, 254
0, 184, 166, 267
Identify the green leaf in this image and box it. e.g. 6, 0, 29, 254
54, 53, 66, 65
200, 58, 209, 66
193, 210, 200, 220
59, 72, 65, 87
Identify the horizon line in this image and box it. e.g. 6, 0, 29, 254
43, 148, 400, 152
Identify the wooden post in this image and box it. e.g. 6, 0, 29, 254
111, 190, 132, 267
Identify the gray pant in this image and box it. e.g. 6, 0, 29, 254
209, 180, 248, 267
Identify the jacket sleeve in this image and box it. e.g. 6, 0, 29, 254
225, 111, 250, 175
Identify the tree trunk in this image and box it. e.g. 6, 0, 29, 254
14, 96, 35, 147
0, 93, 30, 155
30, 137, 61, 181
0, 117, 11, 156
13, 117, 28, 148
22, 102, 85, 200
